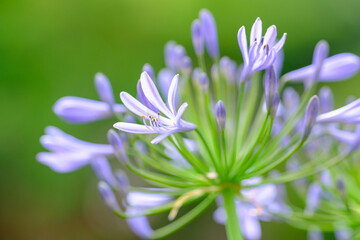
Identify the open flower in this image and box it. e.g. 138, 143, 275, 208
114, 72, 196, 144
237, 17, 287, 81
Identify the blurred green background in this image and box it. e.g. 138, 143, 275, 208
1, 0, 360, 239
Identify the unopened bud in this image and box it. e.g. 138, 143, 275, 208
191, 19, 204, 56
115, 169, 129, 196
107, 129, 128, 164
337, 178, 346, 200
142, 63, 155, 81
211, 64, 219, 82
302, 96, 319, 142
215, 100, 226, 130
199, 9, 219, 59
199, 72, 209, 93
98, 181, 120, 212
181, 56, 192, 79
319, 86, 333, 113
264, 66, 278, 114
95, 72, 114, 105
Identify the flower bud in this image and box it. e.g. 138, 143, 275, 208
199, 72, 209, 93
270, 93, 280, 118
191, 19, 204, 56
115, 169, 129, 196
142, 63, 155, 81
107, 129, 128, 164
215, 100, 226, 130
337, 178, 346, 200
181, 56, 192, 79
95, 73, 115, 105
264, 66, 278, 114
319, 86, 333, 113
98, 181, 120, 212
211, 64, 219, 82
220, 56, 237, 83
199, 9, 219, 59
92, 157, 116, 187
306, 40, 329, 88
302, 96, 319, 142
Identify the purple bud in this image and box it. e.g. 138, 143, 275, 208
199, 72, 209, 93
92, 157, 116, 187
107, 129, 128, 164
181, 56, 192, 79
319, 86, 333, 113
283, 87, 300, 117
211, 64, 219, 82
302, 96, 319, 142
199, 9, 219, 59
270, 93, 280, 118
191, 19, 204, 56
142, 63, 155, 80
220, 56, 237, 83
337, 178, 346, 200
215, 100, 226, 130
115, 169, 129, 195
305, 183, 322, 216
306, 40, 329, 87
192, 67, 201, 84
98, 181, 120, 212
264, 67, 278, 114
95, 73, 115, 105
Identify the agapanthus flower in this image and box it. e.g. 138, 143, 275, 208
237, 17, 287, 81
113, 72, 196, 144
38, 8, 360, 240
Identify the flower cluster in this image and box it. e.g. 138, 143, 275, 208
38, 9, 360, 240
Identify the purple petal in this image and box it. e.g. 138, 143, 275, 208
94, 72, 114, 105
199, 9, 219, 58
263, 25, 277, 47
127, 192, 172, 208
113, 122, 155, 134
92, 157, 115, 187
238, 26, 249, 66
137, 80, 158, 113
240, 214, 262, 240
319, 53, 360, 81
98, 181, 120, 212
53, 96, 117, 123
167, 74, 179, 114
273, 33, 287, 52
141, 72, 174, 118
174, 103, 189, 125
319, 87, 334, 113
126, 213, 153, 239
250, 17, 262, 45
191, 19, 204, 56
37, 152, 92, 172
142, 63, 155, 81
107, 129, 129, 164
302, 96, 319, 141
151, 132, 173, 145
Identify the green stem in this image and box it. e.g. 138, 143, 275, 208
222, 188, 244, 240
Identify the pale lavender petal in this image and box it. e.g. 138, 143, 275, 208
273, 33, 287, 52
53, 96, 115, 123
238, 26, 249, 66
107, 129, 129, 164
115, 169, 129, 195
319, 86, 334, 113
137, 80, 158, 113
164, 41, 177, 70
142, 63, 155, 80
95, 72, 114, 105
274, 49, 284, 77
213, 207, 226, 224
174, 103, 189, 125
37, 152, 92, 172
305, 183, 322, 216
317, 98, 360, 123
151, 132, 173, 145
263, 25, 277, 47
158, 68, 174, 97
113, 122, 155, 134
329, 127, 357, 145
91, 157, 115, 187
250, 17, 262, 45
320, 53, 360, 81
199, 9, 219, 58
141, 72, 174, 118
167, 74, 179, 114
98, 181, 120, 212
120, 92, 154, 117
240, 214, 262, 240
127, 192, 172, 208
191, 19, 204, 56
216, 100, 226, 130
126, 212, 153, 239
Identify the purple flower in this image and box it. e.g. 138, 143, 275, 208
283, 50, 360, 83
37, 126, 114, 173
53, 73, 125, 123
114, 72, 196, 144
214, 177, 288, 240
199, 9, 219, 59
237, 18, 287, 81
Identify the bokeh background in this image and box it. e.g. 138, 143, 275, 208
1, 0, 360, 239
